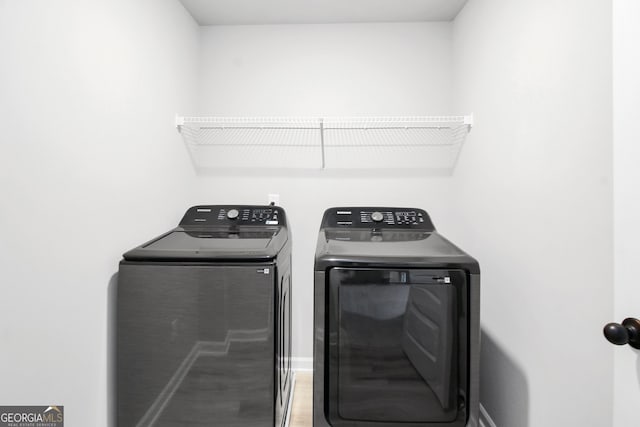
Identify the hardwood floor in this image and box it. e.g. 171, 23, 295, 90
290, 371, 312, 427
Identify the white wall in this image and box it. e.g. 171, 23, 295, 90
613, 1, 640, 426
451, 0, 612, 426
194, 22, 459, 361
0, 0, 199, 425
197, 23, 453, 116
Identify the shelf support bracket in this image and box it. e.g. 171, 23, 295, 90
175, 115, 185, 131
464, 114, 474, 131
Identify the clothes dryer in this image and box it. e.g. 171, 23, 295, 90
314, 207, 480, 427
117, 205, 292, 427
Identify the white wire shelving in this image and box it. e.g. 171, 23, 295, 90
176, 115, 473, 171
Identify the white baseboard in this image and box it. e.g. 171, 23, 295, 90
479, 403, 497, 427
292, 357, 313, 371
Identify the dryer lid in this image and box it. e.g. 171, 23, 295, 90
315, 207, 479, 273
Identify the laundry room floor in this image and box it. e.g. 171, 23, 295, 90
290, 371, 312, 427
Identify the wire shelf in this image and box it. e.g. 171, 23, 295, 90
176, 115, 472, 171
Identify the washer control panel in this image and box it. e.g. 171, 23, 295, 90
180, 205, 284, 226
322, 207, 435, 230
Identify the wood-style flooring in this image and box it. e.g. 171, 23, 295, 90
290, 371, 312, 427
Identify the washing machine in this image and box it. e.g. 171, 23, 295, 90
313, 207, 480, 427
117, 205, 292, 427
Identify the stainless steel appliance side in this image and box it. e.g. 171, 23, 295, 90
313, 269, 330, 427
467, 273, 480, 427
275, 245, 293, 427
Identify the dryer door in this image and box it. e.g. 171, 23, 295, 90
326, 268, 468, 426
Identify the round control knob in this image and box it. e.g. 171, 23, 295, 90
226, 209, 240, 220
371, 211, 384, 222
604, 318, 640, 349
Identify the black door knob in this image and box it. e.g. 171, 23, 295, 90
603, 318, 640, 349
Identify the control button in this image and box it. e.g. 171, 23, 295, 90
227, 209, 240, 220
371, 211, 384, 222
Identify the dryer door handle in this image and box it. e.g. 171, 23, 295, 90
603, 318, 640, 349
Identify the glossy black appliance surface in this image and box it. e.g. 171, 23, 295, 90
117, 205, 292, 427
123, 205, 287, 260
314, 207, 480, 427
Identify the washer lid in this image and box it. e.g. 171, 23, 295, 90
122, 205, 290, 261
123, 227, 286, 261
145, 230, 276, 250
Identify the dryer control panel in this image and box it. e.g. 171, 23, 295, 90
180, 205, 285, 227
321, 207, 435, 230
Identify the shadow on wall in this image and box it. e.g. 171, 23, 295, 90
481, 329, 529, 427
107, 273, 118, 427
635, 350, 640, 387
